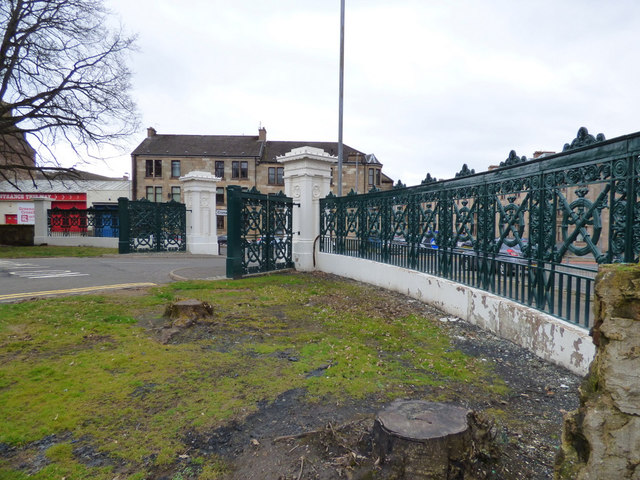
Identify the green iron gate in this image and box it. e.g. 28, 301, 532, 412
226, 186, 294, 278
118, 197, 186, 253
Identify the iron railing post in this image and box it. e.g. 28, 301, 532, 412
118, 197, 130, 254
226, 186, 243, 278
624, 155, 635, 262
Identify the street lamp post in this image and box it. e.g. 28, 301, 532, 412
337, 0, 345, 197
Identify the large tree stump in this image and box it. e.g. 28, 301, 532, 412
163, 299, 214, 328
372, 400, 476, 479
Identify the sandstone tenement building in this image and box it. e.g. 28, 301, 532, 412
131, 127, 393, 233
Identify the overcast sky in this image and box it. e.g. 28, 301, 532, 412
82, 0, 640, 186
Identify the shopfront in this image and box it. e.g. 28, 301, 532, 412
0, 192, 87, 225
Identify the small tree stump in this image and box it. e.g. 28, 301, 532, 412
372, 400, 473, 479
164, 299, 214, 328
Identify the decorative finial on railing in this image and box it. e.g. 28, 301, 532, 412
347, 188, 357, 196
455, 163, 475, 178
562, 127, 606, 152
393, 179, 406, 189
368, 186, 381, 193
421, 173, 437, 185
248, 186, 261, 194
500, 150, 527, 167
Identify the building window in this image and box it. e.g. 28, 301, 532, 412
232, 160, 248, 179
216, 187, 225, 205
171, 186, 181, 202
368, 168, 375, 185
146, 186, 154, 201
215, 161, 225, 178
154, 186, 162, 203
269, 167, 284, 185
376, 169, 381, 186
146, 159, 163, 177
217, 216, 225, 230
171, 160, 181, 178
268, 166, 284, 185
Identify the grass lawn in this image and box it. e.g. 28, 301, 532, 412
0, 273, 509, 479
0, 245, 118, 258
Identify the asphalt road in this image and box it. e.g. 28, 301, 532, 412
0, 253, 227, 302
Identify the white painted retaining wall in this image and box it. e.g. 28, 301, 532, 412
35, 236, 118, 248
315, 252, 595, 376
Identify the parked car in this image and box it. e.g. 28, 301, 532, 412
495, 239, 528, 275
435, 238, 529, 275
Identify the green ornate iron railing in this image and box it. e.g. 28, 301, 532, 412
118, 197, 186, 253
48, 206, 119, 237
226, 186, 294, 278
320, 128, 640, 329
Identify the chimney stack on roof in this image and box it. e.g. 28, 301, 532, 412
258, 126, 267, 142
147, 127, 157, 137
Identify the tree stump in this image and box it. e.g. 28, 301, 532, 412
163, 299, 214, 328
372, 400, 474, 479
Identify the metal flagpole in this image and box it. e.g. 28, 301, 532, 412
337, 0, 345, 197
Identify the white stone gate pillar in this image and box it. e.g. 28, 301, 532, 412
33, 197, 52, 245
180, 171, 220, 255
278, 146, 336, 271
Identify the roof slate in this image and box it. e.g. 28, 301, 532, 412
132, 134, 263, 157
261, 141, 364, 163
131, 135, 365, 162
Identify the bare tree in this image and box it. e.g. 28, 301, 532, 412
0, 0, 138, 187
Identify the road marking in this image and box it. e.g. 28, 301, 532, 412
0, 260, 38, 268
9, 269, 90, 279
0, 283, 157, 302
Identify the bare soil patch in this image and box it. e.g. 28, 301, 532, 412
174, 276, 581, 479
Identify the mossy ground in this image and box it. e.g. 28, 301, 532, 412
0, 272, 571, 479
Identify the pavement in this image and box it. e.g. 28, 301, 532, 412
0, 252, 229, 303
169, 265, 227, 281
106, 252, 228, 282
170, 247, 227, 280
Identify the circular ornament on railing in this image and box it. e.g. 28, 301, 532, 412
512, 179, 523, 191
561, 196, 601, 256
615, 180, 627, 195
610, 231, 626, 255
566, 168, 582, 185
584, 164, 599, 182
498, 203, 525, 246
543, 174, 556, 188
613, 199, 627, 218
555, 171, 566, 186
613, 159, 628, 178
